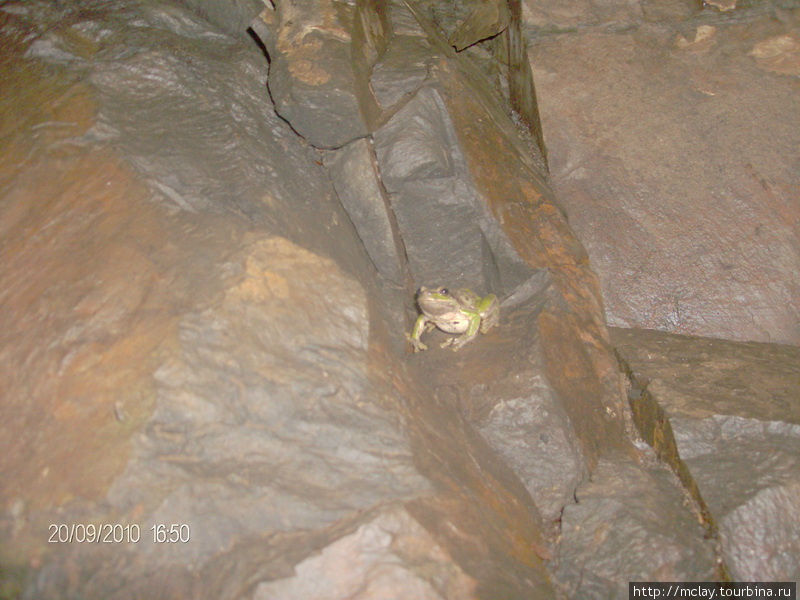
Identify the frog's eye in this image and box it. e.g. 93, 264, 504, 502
438, 288, 448, 295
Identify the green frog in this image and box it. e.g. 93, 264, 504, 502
408, 286, 499, 352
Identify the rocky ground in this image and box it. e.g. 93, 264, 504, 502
0, 0, 797, 598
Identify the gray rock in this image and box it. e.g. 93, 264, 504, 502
177, 0, 263, 35
251, 0, 371, 148
373, 85, 531, 295
555, 458, 718, 597
521, 0, 645, 31
0, 1, 429, 596
445, 0, 511, 52
370, 34, 435, 110
612, 327, 800, 422
324, 138, 406, 284
530, 15, 800, 344
673, 416, 800, 580
478, 374, 586, 522
253, 507, 477, 599
385, 0, 427, 37
107, 237, 430, 566
612, 327, 800, 581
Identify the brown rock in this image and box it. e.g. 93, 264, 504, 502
529, 15, 800, 344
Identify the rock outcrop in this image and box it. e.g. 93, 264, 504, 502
526, 0, 800, 344
0, 0, 796, 598
613, 327, 800, 582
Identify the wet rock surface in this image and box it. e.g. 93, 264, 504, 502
1, 0, 796, 598
527, 1, 800, 344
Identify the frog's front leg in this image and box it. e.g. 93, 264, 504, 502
444, 310, 482, 351
407, 314, 431, 352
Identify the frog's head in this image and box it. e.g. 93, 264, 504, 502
416, 286, 460, 317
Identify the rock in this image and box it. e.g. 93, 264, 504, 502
253, 507, 477, 599
179, 0, 263, 35
370, 34, 436, 110
675, 25, 718, 53
0, 1, 425, 595
676, 416, 800, 580
529, 13, 800, 344
612, 327, 800, 422
521, 0, 645, 31
704, 0, 737, 12
749, 33, 800, 77
447, 0, 511, 51
104, 236, 431, 568
5, 0, 786, 595
251, 0, 378, 148
387, 23, 718, 586
478, 374, 587, 523
612, 326, 800, 580
324, 138, 407, 284
555, 458, 718, 596
373, 85, 532, 295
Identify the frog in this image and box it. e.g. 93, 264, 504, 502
407, 286, 499, 352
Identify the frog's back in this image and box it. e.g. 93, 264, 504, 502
452, 288, 481, 309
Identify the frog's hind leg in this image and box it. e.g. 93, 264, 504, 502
448, 313, 482, 351
447, 330, 478, 350
480, 311, 499, 333
479, 297, 500, 333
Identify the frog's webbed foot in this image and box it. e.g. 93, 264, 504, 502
444, 333, 476, 351
406, 332, 428, 352
408, 316, 435, 352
